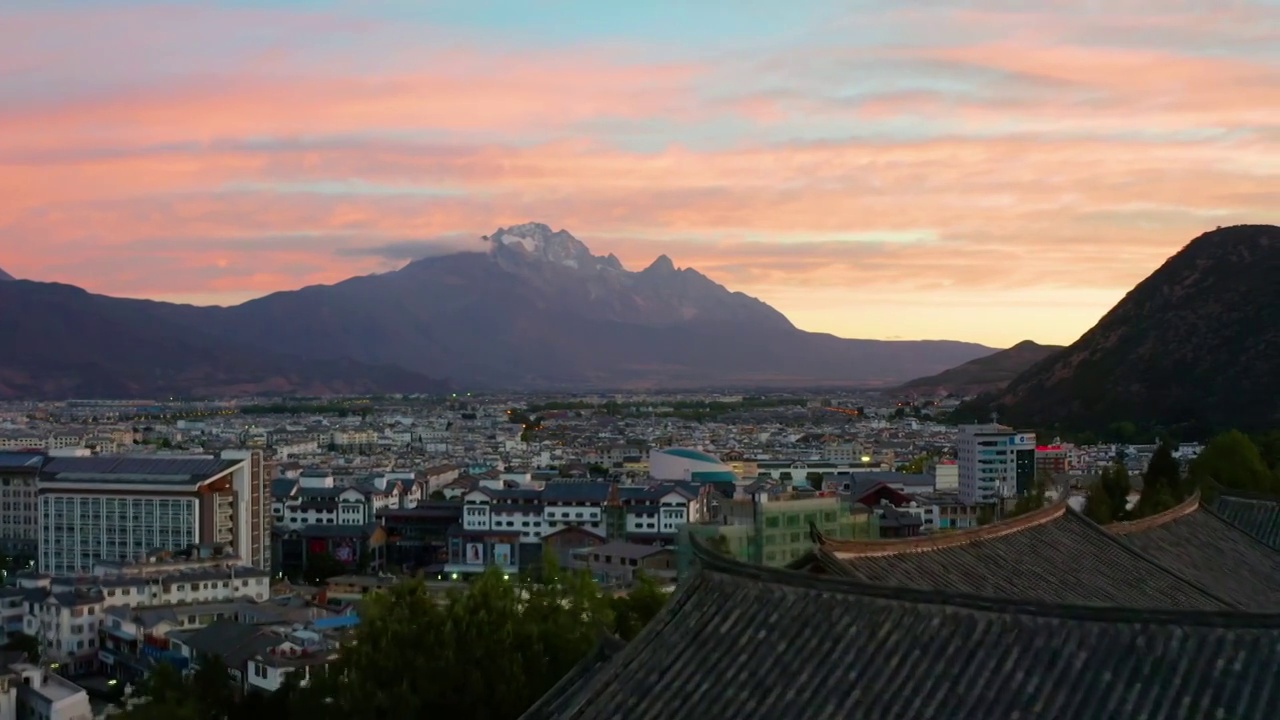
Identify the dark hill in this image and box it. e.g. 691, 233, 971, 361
971, 225, 1280, 434
897, 340, 1063, 396
0, 280, 447, 399
0, 267, 13, 281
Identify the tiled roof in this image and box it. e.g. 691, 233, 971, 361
525, 541, 1280, 720
1210, 490, 1280, 551
1109, 494, 1280, 611
41, 456, 240, 484
807, 501, 1230, 610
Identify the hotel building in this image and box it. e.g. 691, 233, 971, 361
36, 452, 269, 576
956, 424, 1037, 505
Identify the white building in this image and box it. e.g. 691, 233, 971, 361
3, 663, 92, 720
956, 424, 1037, 505
928, 461, 959, 492
271, 472, 370, 531
648, 448, 738, 483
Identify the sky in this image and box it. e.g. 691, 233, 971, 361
1, 0, 1278, 348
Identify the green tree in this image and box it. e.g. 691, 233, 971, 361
899, 454, 931, 474
1, 633, 39, 663
611, 573, 670, 641
1084, 464, 1133, 525
190, 655, 235, 720
1190, 430, 1276, 494
1134, 440, 1183, 518
1008, 474, 1049, 518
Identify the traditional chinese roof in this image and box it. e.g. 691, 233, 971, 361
523, 538, 1280, 720
1109, 493, 1280, 611
1209, 487, 1280, 551
798, 500, 1231, 609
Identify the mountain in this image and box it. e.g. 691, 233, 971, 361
972, 225, 1280, 434
0, 223, 995, 397
0, 280, 447, 399
168, 223, 991, 389
896, 340, 1064, 396
0, 267, 13, 281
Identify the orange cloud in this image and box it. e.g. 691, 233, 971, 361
1, 3, 1277, 347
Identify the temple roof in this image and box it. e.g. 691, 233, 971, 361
1209, 488, 1280, 551
525, 540, 1280, 720
801, 501, 1231, 610
1109, 493, 1280, 611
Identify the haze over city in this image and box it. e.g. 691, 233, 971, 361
2, 0, 1278, 347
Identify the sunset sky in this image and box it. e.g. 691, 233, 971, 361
2, 0, 1277, 348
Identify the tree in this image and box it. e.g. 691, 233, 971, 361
428, 490, 446, 501
1084, 463, 1133, 525
1, 632, 39, 663
1134, 440, 1183, 518
121, 564, 669, 720
1190, 430, 1276, 494
1008, 474, 1049, 518
611, 573, 669, 641
190, 655, 235, 720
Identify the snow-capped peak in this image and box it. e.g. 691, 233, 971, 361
486, 222, 603, 270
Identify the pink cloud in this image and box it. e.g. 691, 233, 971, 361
1, 2, 1277, 347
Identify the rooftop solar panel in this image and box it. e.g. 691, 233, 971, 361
42, 455, 239, 481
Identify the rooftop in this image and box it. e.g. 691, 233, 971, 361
523, 538, 1280, 720
40, 456, 241, 486
799, 500, 1231, 610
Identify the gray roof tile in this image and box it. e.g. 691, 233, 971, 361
809, 502, 1230, 609
1110, 494, 1280, 611
528, 543, 1280, 720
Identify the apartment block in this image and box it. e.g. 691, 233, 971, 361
36, 454, 267, 575
957, 424, 1037, 505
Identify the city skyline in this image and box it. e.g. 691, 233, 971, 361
2, 0, 1278, 347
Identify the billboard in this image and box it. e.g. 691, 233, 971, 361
465, 543, 484, 565
492, 543, 512, 567
332, 539, 357, 565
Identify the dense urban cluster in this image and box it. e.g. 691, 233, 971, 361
0, 393, 1276, 718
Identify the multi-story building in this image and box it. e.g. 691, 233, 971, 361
1, 663, 92, 720
678, 490, 877, 572
16, 547, 270, 673
36, 453, 267, 576
1035, 444, 1070, 477
957, 424, 1037, 505
822, 442, 864, 463
0, 453, 42, 558
220, 450, 271, 572
271, 472, 370, 531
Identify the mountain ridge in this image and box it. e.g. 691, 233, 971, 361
0, 279, 448, 399
0, 267, 13, 281
897, 340, 1064, 396
969, 224, 1280, 434
2, 222, 996, 397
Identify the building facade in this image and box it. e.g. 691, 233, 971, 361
0, 453, 42, 559
957, 424, 1037, 504
36, 455, 262, 576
